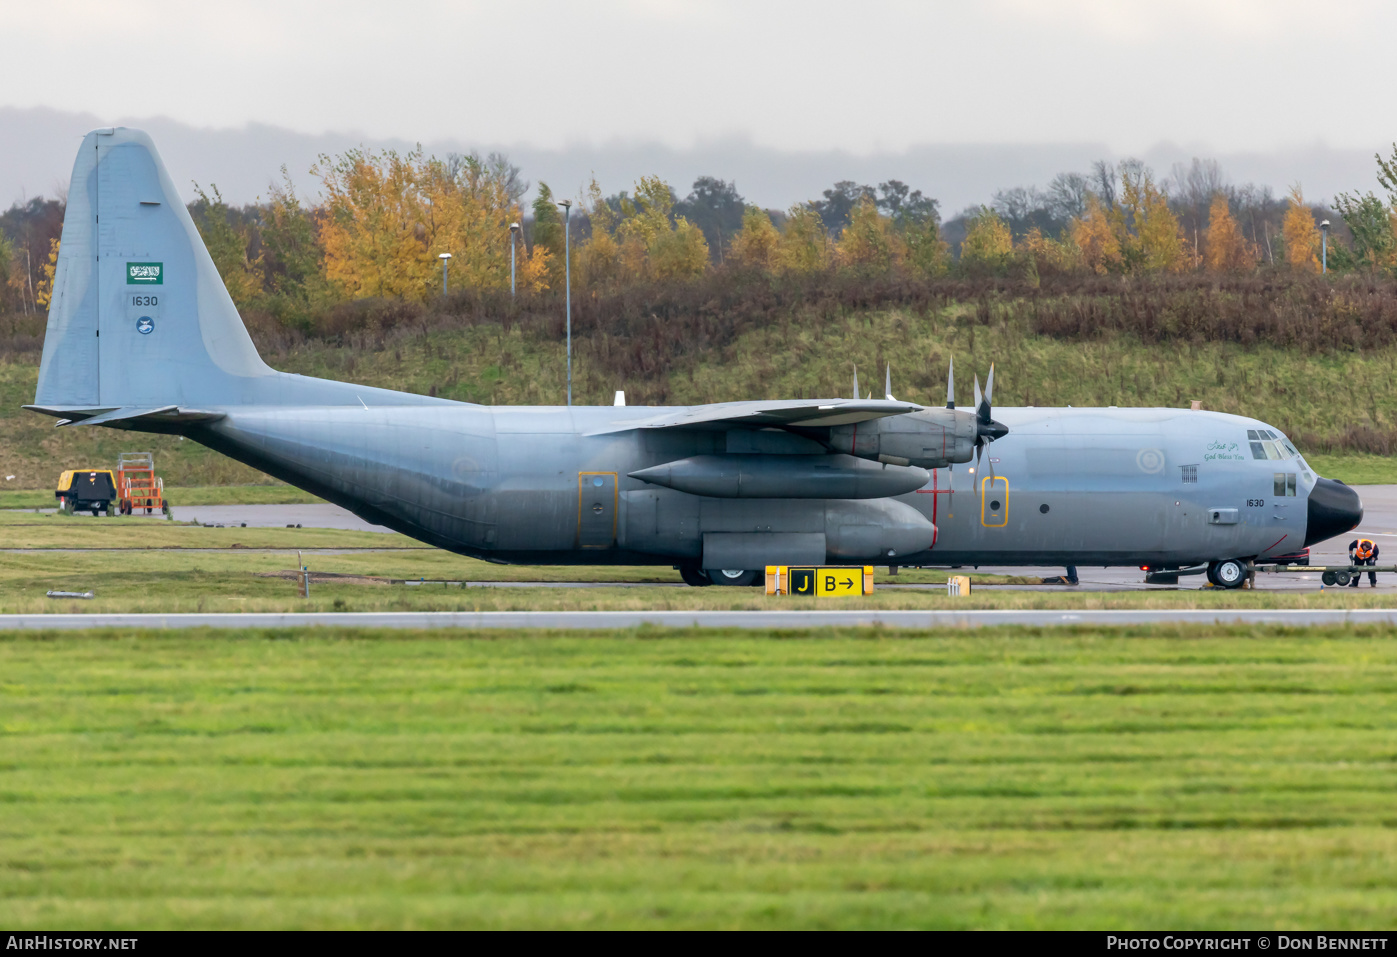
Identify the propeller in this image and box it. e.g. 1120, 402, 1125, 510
885, 364, 895, 401
852, 365, 860, 402
972, 363, 1010, 501
945, 357, 955, 410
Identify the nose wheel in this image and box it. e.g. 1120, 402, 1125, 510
1207, 559, 1248, 589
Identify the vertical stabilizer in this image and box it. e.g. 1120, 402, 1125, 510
34, 128, 273, 411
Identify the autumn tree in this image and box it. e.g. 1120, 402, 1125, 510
1071, 195, 1123, 274
1203, 194, 1252, 273
727, 206, 781, 269
774, 204, 830, 273
577, 176, 619, 287
313, 148, 435, 300
34, 238, 59, 309
1021, 226, 1081, 277
607, 176, 708, 281
959, 207, 1014, 272
1282, 185, 1320, 273
836, 197, 899, 273
1119, 165, 1185, 272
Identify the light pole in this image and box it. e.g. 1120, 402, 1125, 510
509, 222, 520, 298
558, 199, 572, 406
1320, 220, 1330, 275
438, 252, 452, 295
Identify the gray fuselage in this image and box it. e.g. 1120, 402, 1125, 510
180, 401, 1328, 569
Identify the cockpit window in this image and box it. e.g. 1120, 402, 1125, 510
1250, 430, 1306, 463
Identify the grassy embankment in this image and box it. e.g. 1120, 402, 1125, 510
0, 511, 1384, 614
1, 627, 1395, 929
4, 284, 1397, 489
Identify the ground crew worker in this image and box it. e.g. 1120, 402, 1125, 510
1348, 538, 1379, 587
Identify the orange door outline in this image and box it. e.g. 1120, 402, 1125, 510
981, 476, 1008, 528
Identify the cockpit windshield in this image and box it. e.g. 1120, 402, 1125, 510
1248, 428, 1313, 482
1247, 428, 1301, 462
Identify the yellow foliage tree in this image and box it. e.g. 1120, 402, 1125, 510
728, 207, 781, 269
34, 238, 59, 309
1203, 195, 1253, 273
1071, 195, 1123, 274
577, 176, 619, 288
314, 146, 543, 301
1022, 227, 1082, 276
959, 207, 1014, 271
602, 175, 708, 281
1121, 167, 1186, 272
774, 204, 830, 273
836, 197, 900, 273
651, 218, 709, 280
1283, 185, 1321, 273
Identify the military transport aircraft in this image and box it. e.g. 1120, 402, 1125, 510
25, 128, 1363, 588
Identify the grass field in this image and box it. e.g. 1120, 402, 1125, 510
1, 626, 1395, 929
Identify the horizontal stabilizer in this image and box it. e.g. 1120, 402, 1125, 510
587, 398, 923, 435
23, 405, 226, 427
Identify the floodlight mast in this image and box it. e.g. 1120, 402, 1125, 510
1320, 220, 1330, 275
438, 252, 452, 295
558, 199, 572, 406
509, 222, 521, 298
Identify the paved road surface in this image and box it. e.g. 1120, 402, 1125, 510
169, 503, 390, 532
7, 608, 1397, 630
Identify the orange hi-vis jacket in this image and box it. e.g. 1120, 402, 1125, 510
1355, 540, 1376, 560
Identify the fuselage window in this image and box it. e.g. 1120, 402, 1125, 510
1181, 465, 1198, 483
1274, 473, 1297, 496
1287, 473, 1297, 496
1250, 442, 1266, 460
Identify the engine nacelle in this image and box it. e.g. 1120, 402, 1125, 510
828, 408, 978, 469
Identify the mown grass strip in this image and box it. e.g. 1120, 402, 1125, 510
1, 626, 1394, 929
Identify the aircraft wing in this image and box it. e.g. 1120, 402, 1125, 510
586, 398, 923, 435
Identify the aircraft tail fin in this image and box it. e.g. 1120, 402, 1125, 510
33, 127, 275, 413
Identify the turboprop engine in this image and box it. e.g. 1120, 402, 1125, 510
827, 407, 978, 469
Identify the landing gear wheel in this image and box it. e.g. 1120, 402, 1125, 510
1207, 559, 1247, 589
1335, 570, 1353, 586
1322, 570, 1338, 586
678, 564, 712, 587
710, 568, 759, 587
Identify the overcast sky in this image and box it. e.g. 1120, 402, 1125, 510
1, 0, 1392, 207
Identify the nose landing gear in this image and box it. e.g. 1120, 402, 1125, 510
1207, 559, 1248, 589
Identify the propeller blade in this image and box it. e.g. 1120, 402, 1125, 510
852, 365, 859, 402
885, 364, 894, 401
946, 357, 955, 409
984, 363, 995, 406
973, 374, 982, 415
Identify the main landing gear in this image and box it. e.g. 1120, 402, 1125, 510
677, 565, 762, 587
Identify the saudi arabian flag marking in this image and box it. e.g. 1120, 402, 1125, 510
127, 262, 163, 284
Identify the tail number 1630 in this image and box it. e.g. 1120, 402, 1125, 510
130, 295, 158, 307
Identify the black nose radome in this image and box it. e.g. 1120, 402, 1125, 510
1305, 478, 1364, 547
